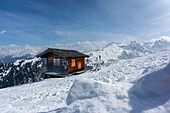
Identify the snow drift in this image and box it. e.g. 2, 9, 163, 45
66, 79, 114, 105
131, 61, 170, 98
55, 78, 130, 113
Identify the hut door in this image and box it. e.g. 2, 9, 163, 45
78, 61, 81, 69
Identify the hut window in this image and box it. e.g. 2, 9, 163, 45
71, 59, 76, 67
53, 59, 60, 66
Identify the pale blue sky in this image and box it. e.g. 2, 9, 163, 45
0, 0, 170, 48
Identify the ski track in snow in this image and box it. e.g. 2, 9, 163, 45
0, 50, 170, 113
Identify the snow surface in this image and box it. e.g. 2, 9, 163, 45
0, 38, 170, 113
0, 47, 170, 113
131, 61, 170, 98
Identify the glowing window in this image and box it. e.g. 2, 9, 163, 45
71, 59, 76, 67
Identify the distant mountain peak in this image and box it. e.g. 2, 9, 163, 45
0, 46, 42, 63
88, 37, 170, 63
150, 36, 170, 42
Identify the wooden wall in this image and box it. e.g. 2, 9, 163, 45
46, 53, 85, 74
68, 57, 85, 73
47, 54, 65, 62
46, 53, 68, 74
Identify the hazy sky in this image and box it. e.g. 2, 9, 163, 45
0, 0, 170, 49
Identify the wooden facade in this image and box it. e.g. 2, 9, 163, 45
36, 48, 89, 77
68, 57, 85, 73
46, 53, 68, 75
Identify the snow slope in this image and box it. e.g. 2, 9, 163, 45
132, 61, 170, 98
0, 46, 170, 113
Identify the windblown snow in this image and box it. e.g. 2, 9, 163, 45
0, 37, 170, 113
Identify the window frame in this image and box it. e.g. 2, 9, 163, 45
53, 58, 60, 66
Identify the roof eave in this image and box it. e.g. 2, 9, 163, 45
36, 48, 90, 58
36, 49, 66, 59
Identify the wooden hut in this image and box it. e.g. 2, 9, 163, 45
36, 48, 89, 78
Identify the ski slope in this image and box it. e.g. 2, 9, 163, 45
0, 47, 170, 113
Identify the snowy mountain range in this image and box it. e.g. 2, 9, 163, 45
0, 45, 42, 63
0, 37, 170, 64
88, 37, 170, 63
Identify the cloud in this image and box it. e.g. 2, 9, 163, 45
55, 44, 63, 47
87, 32, 137, 42
9, 44, 18, 47
0, 30, 6, 34
55, 31, 71, 36
153, 12, 170, 22
54, 41, 107, 52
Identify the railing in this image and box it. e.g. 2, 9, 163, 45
46, 65, 68, 75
